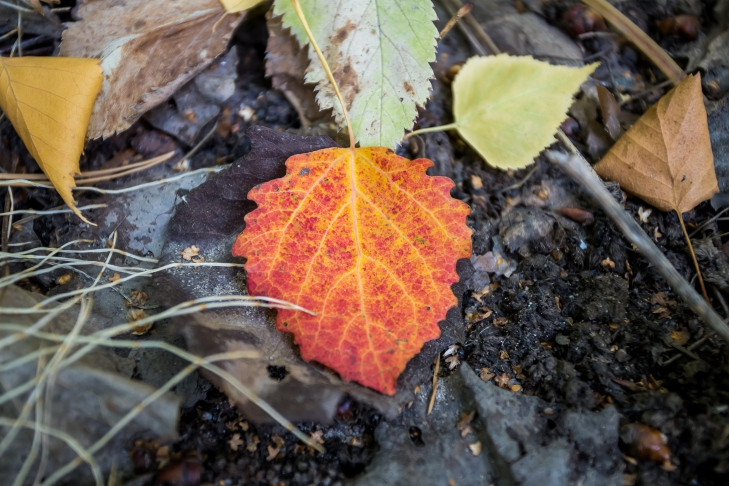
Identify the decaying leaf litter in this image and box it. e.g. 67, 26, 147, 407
2, 0, 729, 484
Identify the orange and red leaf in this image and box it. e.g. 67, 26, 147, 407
233, 146, 472, 394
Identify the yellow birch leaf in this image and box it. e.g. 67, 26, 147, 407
452, 54, 598, 169
0, 56, 102, 223
219, 0, 265, 13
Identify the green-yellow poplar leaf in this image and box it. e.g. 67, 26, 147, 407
219, 0, 265, 13
234, 147, 472, 394
452, 54, 598, 169
0, 56, 102, 222
274, 0, 437, 148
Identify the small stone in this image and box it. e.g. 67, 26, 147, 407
555, 334, 570, 346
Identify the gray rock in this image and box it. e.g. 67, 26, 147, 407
461, 365, 623, 486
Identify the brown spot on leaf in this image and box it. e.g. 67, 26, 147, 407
333, 20, 357, 45
404, 82, 414, 95
333, 61, 360, 108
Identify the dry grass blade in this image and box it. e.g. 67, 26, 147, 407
0, 204, 107, 217
1, 235, 116, 485
0, 152, 174, 183
0, 233, 324, 485
0, 164, 226, 193
581, 0, 685, 85
0, 418, 103, 486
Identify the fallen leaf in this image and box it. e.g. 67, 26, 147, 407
0, 56, 102, 222
594, 74, 718, 213
451, 54, 597, 169
266, 435, 285, 461
620, 423, 671, 463
246, 435, 260, 452
479, 368, 495, 381
637, 206, 652, 223
219, 0, 265, 13
274, 0, 437, 148
157, 127, 399, 421
180, 245, 200, 261
59, 0, 243, 139
234, 147, 472, 394
597, 84, 623, 140
468, 441, 483, 455
265, 12, 327, 126
457, 410, 476, 437
228, 433, 243, 451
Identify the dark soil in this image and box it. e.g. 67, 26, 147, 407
3, 1, 729, 485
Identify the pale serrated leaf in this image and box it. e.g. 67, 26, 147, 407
453, 54, 598, 169
274, 0, 437, 148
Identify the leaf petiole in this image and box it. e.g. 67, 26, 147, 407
404, 122, 459, 140
675, 210, 709, 302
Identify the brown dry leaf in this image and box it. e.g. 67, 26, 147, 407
180, 245, 200, 261
59, 0, 243, 139
219, 0, 265, 13
597, 85, 623, 140
265, 13, 327, 127
0, 56, 102, 223
594, 74, 718, 213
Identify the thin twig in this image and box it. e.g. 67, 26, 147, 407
427, 354, 440, 415
439, 2, 473, 39
442, 0, 499, 55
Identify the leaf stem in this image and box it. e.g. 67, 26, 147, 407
290, 0, 355, 149
404, 123, 459, 139
676, 210, 709, 302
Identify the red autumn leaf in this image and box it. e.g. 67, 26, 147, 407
233, 147, 472, 394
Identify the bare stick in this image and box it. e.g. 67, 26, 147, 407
443, 0, 499, 55
439, 2, 473, 39
546, 150, 729, 344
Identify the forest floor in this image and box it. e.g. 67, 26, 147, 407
2, 1, 729, 485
